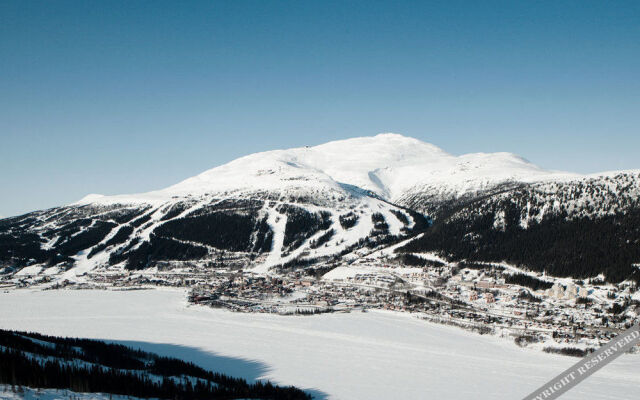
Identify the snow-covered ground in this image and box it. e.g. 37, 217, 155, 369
73, 133, 580, 207
0, 289, 638, 400
8, 134, 640, 282
0, 385, 153, 400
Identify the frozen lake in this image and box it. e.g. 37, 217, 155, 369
1, 289, 638, 399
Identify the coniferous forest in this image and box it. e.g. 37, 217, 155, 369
0, 329, 311, 400
1, 172, 638, 284
399, 208, 640, 284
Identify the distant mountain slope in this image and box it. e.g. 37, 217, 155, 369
1, 134, 639, 283
398, 171, 640, 283
71, 133, 573, 207
0, 188, 422, 276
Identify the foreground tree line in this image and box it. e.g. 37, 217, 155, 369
0, 329, 310, 399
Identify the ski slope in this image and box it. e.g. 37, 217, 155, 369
6, 133, 639, 280
0, 289, 637, 399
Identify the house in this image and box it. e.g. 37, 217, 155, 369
485, 293, 495, 304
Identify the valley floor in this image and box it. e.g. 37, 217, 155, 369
0, 288, 638, 399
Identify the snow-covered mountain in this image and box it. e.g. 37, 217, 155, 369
1, 133, 639, 283
73, 133, 574, 208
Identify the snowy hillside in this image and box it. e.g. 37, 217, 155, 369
400, 171, 640, 282
73, 133, 574, 207
0, 328, 310, 399
1, 133, 639, 283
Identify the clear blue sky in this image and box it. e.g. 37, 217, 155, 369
1, 1, 639, 217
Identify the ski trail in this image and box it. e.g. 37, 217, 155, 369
253, 206, 287, 273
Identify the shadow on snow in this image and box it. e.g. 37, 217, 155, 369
109, 340, 329, 399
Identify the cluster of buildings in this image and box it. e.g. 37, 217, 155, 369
175, 259, 638, 350
2, 255, 639, 351
545, 283, 589, 300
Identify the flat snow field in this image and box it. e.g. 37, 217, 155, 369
1, 289, 638, 399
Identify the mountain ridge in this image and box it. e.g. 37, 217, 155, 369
71, 133, 582, 207
1, 133, 639, 285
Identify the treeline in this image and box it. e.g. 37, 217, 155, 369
309, 229, 334, 249
109, 209, 274, 269
88, 225, 134, 258
339, 212, 358, 229
252, 214, 274, 253
279, 205, 332, 251
0, 206, 148, 268
54, 221, 115, 257
390, 210, 409, 225
400, 206, 640, 284
0, 221, 115, 269
155, 212, 258, 252
394, 254, 445, 268
109, 234, 209, 270
543, 347, 593, 358
371, 213, 389, 235
404, 209, 431, 233
517, 290, 542, 303
0, 232, 52, 266
0, 329, 311, 400
273, 256, 325, 273
505, 273, 553, 291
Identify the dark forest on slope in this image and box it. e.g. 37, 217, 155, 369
1, 175, 639, 284
399, 208, 640, 284
0, 329, 310, 400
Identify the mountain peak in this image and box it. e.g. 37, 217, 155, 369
316, 133, 449, 157
74, 133, 580, 206
75, 194, 106, 204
